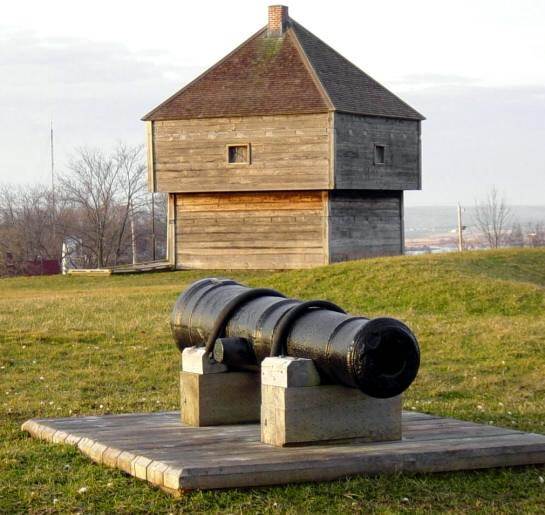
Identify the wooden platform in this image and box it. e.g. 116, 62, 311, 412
67, 260, 173, 276
111, 260, 174, 274
22, 411, 545, 494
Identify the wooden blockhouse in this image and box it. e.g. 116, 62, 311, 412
143, 5, 424, 269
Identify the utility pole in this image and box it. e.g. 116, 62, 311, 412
130, 201, 137, 265
50, 121, 58, 259
457, 203, 464, 252
151, 193, 156, 261
50, 121, 55, 196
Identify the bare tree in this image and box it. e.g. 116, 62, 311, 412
112, 143, 147, 265
0, 184, 65, 274
130, 193, 168, 262
0, 142, 161, 275
527, 221, 545, 247
59, 148, 123, 267
58, 144, 148, 268
474, 187, 512, 248
150, 193, 167, 259
506, 222, 524, 247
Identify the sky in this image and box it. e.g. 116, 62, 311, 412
0, 0, 544, 206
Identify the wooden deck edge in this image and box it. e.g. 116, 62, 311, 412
21, 418, 183, 492
178, 438, 545, 490
112, 263, 174, 275
21, 414, 545, 494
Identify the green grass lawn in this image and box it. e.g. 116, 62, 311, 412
1, 248, 544, 513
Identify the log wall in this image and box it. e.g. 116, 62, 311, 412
328, 190, 403, 262
153, 114, 331, 193
174, 191, 327, 269
334, 113, 421, 190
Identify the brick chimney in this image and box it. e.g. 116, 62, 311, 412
268, 5, 289, 37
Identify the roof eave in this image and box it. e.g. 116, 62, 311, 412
333, 109, 425, 121
143, 108, 332, 123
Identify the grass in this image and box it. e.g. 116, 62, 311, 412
1, 248, 544, 513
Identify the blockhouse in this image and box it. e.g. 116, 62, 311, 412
143, 5, 424, 269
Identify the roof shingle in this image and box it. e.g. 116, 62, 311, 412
142, 28, 329, 121
142, 19, 424, 121
290, 21, 424, 120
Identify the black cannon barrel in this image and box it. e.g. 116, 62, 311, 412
171, 278, 420, 399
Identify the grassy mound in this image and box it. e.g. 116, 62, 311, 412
1, 248, 544, 512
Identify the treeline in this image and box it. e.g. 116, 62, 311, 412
0, 143, 166, 276
503, 222, 545, 247
473, 187, 545, 248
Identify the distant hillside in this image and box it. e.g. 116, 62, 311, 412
249, 248, 545, 319
405, 205, 545, 240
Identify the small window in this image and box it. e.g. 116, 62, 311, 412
374, 144, 385, 165
227, 144, 250, 164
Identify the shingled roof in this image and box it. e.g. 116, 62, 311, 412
142, 15, 424, 121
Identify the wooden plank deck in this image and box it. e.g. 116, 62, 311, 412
67, 261, 173, 276
111, 261, 173, 274
22, 411, 545, 494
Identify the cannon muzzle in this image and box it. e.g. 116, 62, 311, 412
171, 278, 420, 398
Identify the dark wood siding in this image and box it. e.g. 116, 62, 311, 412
334, 113, 420, 190
328, 190, 403, 262
175, 191, 327, 269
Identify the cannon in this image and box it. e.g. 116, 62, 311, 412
171, 278, 420, 399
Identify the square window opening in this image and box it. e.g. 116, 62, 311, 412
227, 144, 250, 164
374, 144, 385, 165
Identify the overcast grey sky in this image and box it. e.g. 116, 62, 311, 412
1, 0, 544, 206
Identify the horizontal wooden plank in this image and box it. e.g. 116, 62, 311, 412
67, 269, 112, 276
178, 228, 322, 239
155, 113, 330, 129
176, 254, 325, 270
178, 220, 322, 230
177, 248, 325, 256
158, 182, 329, 193
178, 203, 323, 212
177, 241, 323, 250
177, 226, 323, 236
154, 136, 329, 147
155, 157, 329, 170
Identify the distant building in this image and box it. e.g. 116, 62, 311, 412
143, 5, 424, 269
3, 253, 60, 277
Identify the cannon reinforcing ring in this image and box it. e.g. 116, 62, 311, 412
270, 300, 346, 357
203, 287, 286, 355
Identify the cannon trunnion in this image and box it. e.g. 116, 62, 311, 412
171, 278, 420, 399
